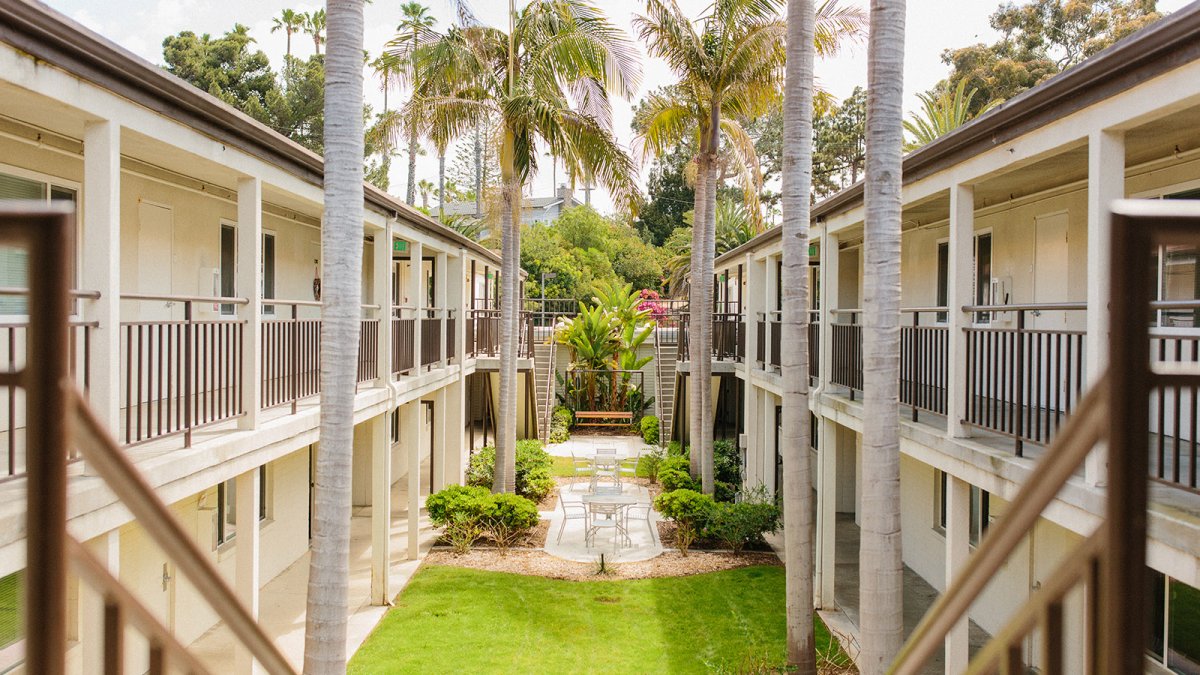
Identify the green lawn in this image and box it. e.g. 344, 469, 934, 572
550, 454, 656, 479
350, 565, 847, 674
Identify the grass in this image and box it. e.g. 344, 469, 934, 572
350, 565, 848, 674
1170, 578, 1200, 663
550, 454, 660, 479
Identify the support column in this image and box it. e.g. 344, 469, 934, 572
234, 468, 261, 675
436, 252, 448, 367
81, 121, 121, 431
374, 221, 393, 384
944, 474, 970, 674
78, 530, 119, 670
818, 231, 840, 390
946, 184, 974, 439
432, 387, 447, 490
409, 242, 424, 371
449, 250, 466, 366
370, 413, 392, 605
402, 400, 422, 559
1086, 129, 1124, 486
746, 253, 764, 370
816, 416, 839, 609
237, 177, 263, 430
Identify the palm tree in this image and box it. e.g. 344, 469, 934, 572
393, 3, 437, 206
404, 0, 640, 492
860, 0, 906, 671
303, 9, 327, 55
302, 0, 362, 672
271, 8, 304, 59
782, 0, 817, 670
634, 0, 864, 494
418, 178, 435, 208
665, 200, 767, 297
902, 78, 999, 151
370, 52, 404, 112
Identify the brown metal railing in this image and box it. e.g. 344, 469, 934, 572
471, 308, 500, 357
261, 302, 321, 412
893, 200, 1191, 675
900, 308, 948, 420
962, 303, 1087, 455
808, 316, 820, 380
392, 308, 415, 375
830, 311, 863, 394
120, 294, 247, 448
357, 318, 379, 383
446, 314, 457, 361
7, 206, 295, 674
421, 310, 444, 367
1147, 302, 1200, 493
678, 313, 744, 362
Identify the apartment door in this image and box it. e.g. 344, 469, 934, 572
422, 401, 435, 495
1032, 212, 1069, 329
135, 201, 175, 321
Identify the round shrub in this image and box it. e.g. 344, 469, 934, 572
703, 499, 781, 554
468, 441, 555, 502
657, 455, 697, 492
425, 485, 492, 527
484, 493, 541, 531
640, 415, 660, 445
653, 488, 715, 528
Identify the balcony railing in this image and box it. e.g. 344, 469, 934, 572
421, 310, 444, 367
120, 293, 247, 447
830, 311, 863, 393
678, 313, 744, 362
900, 309, 948, 420
392, 307, 415, 375
468, 309, 533, 359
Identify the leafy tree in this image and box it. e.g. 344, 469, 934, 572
903, 78, 1000, 151
937, 0, 1162, 116
633, 142, 694, 246
162, 25, 277, 114
813, 86, 866, 199
266, 55, 326, 154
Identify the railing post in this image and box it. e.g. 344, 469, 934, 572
290, 304, 299, 415
23, 209, 73, 675
911, 312, 921, 422
183, 300, 194, 447
1015, 309, 1026, 456
409, 241, 423, 372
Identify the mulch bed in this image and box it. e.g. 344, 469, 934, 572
537, 491, 558, 512
424, 548, 781, 581
433, 519, 550, 549
656, 521, 776, 553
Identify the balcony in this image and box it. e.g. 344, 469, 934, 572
467, 309, 533, 359
677, 312, 744, 362
754, 310, 819, 380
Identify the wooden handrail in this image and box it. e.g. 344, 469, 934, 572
120, 292, 249, 304
891, 376, 1108, 675
0, 286, 101, 299
71, 390, 296, 675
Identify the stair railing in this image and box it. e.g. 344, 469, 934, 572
892, 201, 1197, 674
8, 206, 295, 674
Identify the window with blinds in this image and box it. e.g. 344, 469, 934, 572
0, 171, 77, 315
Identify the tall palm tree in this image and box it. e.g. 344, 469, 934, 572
902, 77, 999, 151
271, 8, 304, 59
394, 3, 437, 206
634, 0, 785, 493
302, 0, 363, 672
304, 9, 327, 55
370, 52, 404, 112
403, 0, 640, 492
860, 0, 906, 671
418, 178, 435, 208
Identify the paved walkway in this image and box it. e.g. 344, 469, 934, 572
545, 433, 648, 458
541, 481, 664, 563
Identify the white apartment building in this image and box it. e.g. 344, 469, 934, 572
0, 2, 541, 672
674, 5, 1200, 673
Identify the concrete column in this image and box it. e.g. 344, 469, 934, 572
444, 376, 466, 483
432, 387, 448, 490
744, 373, 760, 491
763, 392, 779, 499
81, 121, 121, 431
78, 530, 119, 669
402, 400, 422, 559
816, 415, 838, 609
370, 413, 392, 605
944, 474, 971, 674
818, 231, 840, 390
1086, 130, 1124, 486
237, 178, 263, 430
746, 253, 764, 371
448, 250, 466, 366
234, 468, 261, 675
946, 184, 974, 439
436, 252, 448, 367
374, 221, 393, 384
409, 241, 424, 372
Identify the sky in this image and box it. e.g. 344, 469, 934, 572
44, 0, 1192, 214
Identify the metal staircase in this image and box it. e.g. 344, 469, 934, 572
533, 341, 556, 442
654, 325, 678, 444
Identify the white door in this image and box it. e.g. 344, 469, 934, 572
135, 201, 175, 321
1032, 212, 1073, 417
1032, 212, 1069, 328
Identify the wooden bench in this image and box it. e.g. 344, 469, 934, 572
574, 411, 634, 428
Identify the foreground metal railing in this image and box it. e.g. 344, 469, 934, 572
892, 200, 1192, 674
4, 205, 294, 674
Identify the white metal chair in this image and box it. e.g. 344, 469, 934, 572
556, 497, 588, 544
620, 448, 643, 479
590, 453, 621, 493
585, 502, 629, 552
624, 500, 657, 544
569, 452, 593, 492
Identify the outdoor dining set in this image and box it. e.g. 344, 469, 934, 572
555, 446, 659, 552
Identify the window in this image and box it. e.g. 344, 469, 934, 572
216, 466, 268, 546
1147, 568, 1200, 672
0, 171, 77, 315
935, 470, 990, 546
936, 241, 949, 322
262, 232, 276, 315
1149, 189, 1200, 327
220, 225, 236, 315
974, 233, 992, 324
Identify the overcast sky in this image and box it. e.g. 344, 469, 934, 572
44, 0, 1191, 214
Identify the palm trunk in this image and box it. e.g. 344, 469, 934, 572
782, 0, 817, 670
406, 127, 418, 206
286, 31, 292, 59
494, 132, 520, 494
303, 1, 362, 673
687, 156, 709, 478
859, 0, 906, 671
474, 127, 483, 216
695, 110, 720, 496
438, 149, 446, 221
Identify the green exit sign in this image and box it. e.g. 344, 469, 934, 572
393, 240, 408, 252
809, 244, 817, 256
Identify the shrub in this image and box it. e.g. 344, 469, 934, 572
482, 493, 541, 551
666, 440, 686, 457
640, 445, 666, 483
657, 455, 697, 492
425, 485, 491, 527
703, 495, 781, 554
640, 415, 660, 445
713, 439, 741, 492
445, 512, 483, 555
549, 406, 573, 444
653, 489, 715, 556
467, 441, 555, 502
